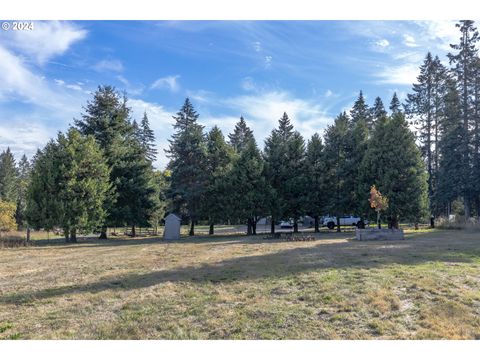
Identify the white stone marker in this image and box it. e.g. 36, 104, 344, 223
163, 213, 181, 240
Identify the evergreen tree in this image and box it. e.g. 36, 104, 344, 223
75, 85, 132, 239
202, 126, 235, 234
228, 116, 254, 153
350, 90, 373, 129
361, 113, 428, 228
263, 112, 295, 233
166, 98, 207, 236
140, 111, 158, 162
0, 148, 18, 203
473, 57, 480, 217
436, 78, 466, 214
284, 131, 307, 232
447, 20, 479, 218
346, 114, 370, 220
389, 92, 401, 114
15, 154, 31, 228
323, 112, 350, 231
405, 52, 448, 216
305, 133, 327, 232
227, 139, 270, 235
371, 96, 387, 124
26, 129, 111, 242
108, 127, 158, 237
25, 144, 62, 233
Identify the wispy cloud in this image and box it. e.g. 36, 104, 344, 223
151, 75, 181, 92
264, 55, 273, 69
0, 45, 82, 112
116, 75, 144, 96
93, 59, 124, 73
346, 20, 460, 86
2, 21, 87, 65
375, 39, 390, 49
204, 90, 333, 147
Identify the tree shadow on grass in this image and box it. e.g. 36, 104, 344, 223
2, 230, 479, 305
28, 229, 358, 249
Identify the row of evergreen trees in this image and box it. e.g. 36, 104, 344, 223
0, 86, 167, 241
405, 20, 480, 219
166, 93, 427, 236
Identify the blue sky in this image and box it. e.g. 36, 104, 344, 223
0, 20, 462, 168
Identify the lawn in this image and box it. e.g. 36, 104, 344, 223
1, 229, 480, 339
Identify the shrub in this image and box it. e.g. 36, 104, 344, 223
437, 216, 480, 230
0, 200, 17, 232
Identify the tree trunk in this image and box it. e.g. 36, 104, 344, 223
252, 218, 257, 235
314, 216, 319, 233
377, 211, 381, 229
430, 216, 435, 229
189, 221, 195, 236
247, 218, 252, 235
336, 216, 341, 232
26, 226, 31, 243
64, 229, 70, 243
388, 216, 399, 229
131, 225, 136, 237
270, 216, 275, 234
99, 226, 108, 240
293, 220, 298, 233
209, 223, 214, 235
464, 196, 471, 220
70, 228, 77, 243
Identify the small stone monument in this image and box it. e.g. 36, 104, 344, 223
163, 213, 181, 240
355, 228, 405, 241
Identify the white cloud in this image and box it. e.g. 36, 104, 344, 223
264, 55, 273, 68
416, 20, 459, 52
253, 41, 262, 52
221, 90, 332, 143
241, 77, 256, 91
0, 45, 82, 113
403, 34, 418, 47
375, 39, 390, 48
116, 75, 144, 96
151, 75, 181, 92
54, 78, 84, 92
185, 89, 215, 103
324, 89, 334, 97
93, 59, 124, 73
3, 21, 87, 65
0, 121, 53, 158
376, 63, 420, 85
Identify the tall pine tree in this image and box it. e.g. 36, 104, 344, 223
228, 116, 254, 153
305, 133, 327, 232
202, 126, 234, 234
447, 20, 479, 218
361, 113, 428, 228
166, 98, 207, 236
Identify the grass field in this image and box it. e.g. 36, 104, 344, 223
1, 229, 480, 339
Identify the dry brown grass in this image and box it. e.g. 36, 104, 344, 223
1, 229, 480, 339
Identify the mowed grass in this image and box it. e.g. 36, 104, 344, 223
1, 229, 480, 339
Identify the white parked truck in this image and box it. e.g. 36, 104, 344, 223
322, 215, 368, 229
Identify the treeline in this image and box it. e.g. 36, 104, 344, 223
405, 20, 480, 219
1, 20, 479, 240
1, 86, 167, 241
166, 94, 426, 236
